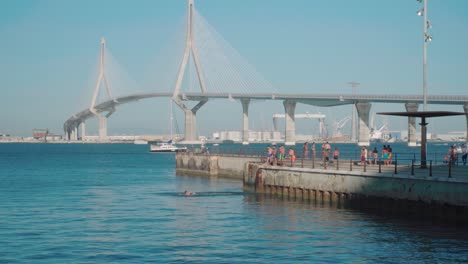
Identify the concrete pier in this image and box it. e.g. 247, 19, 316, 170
176, 153, 468, 222
405, 102, 419, 147
241, 99, 250, 145
176, 153, 260, 179
244, 163, 468, 222
356, 102, 371, 146
283, 100, 296, 146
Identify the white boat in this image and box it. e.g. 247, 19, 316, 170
150, 140, 187, 153
149, 100, 187, 153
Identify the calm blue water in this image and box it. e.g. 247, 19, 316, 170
1, 143, 467, 263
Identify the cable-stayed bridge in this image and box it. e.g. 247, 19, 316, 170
64, 0, 468, 146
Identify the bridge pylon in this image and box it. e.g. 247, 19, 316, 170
172, 0, 208, 143
89, 37, 117, 141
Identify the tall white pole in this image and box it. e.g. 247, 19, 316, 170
170, 100, 174, 140
422, 0, 428, 111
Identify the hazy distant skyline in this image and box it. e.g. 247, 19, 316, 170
1, 0, 467, 137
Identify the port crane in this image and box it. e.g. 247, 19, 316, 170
333, 116, 352, 137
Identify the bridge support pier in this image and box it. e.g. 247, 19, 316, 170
181, 100, 207, 143
241, 99, 250, 145
67, 126, 77, 141
283, 100, 296, 146
356, 102, 371, 146
80, 122, 86, 141
464, 103, 468, 140
73, 126, 78, 141
98, 116, 108, 141
184, 109, 197, 142
405, 102, 419, 147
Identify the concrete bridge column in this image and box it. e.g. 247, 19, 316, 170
69, 126, 77, 141
464, 103, 468, 140
356, 102, 371, 146
98, 116, 108, 141
405, 102, 419, 147
64, 128, 70, 141
80, 122, 86, 141
184, 109, 197, 142
73, 126, 78, 141
241, 99, 250, 145
283, 100, 296, 146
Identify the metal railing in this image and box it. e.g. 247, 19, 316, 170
184, 148, 467, 179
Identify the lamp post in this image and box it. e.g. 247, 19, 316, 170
417, 0, 432, 112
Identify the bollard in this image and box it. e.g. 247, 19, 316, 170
301, 157, 304, 168
378, 159, 382, 173
364, 160, 366, 172
411, 159, 414, 176
312, 156, 315, 169
350, 159, 352, 171
336, 159, 339, 170
394, 154, 398, 174
429, 160, 432, 177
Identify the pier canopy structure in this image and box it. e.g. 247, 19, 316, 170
63, 0, 468, 146
379, 111, 465, 168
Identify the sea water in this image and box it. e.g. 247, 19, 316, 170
0, 143, 467, 263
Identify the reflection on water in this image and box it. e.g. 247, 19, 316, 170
0, 144, 467, 263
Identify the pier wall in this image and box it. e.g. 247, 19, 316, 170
175, 153, 261, 179
176, 154, 468, 221
244, 164, 468, 221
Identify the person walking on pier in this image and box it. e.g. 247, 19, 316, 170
323, 146, 331, 169
333, 147, 340, 163
272, 146, 278, 166
360, 146, 367, 166
265, 147, 274, 165
311, 142, 317, 161
450, 145, 458, 166
288, 148, 296, 167
382, 145, 389, 166
387, 145, 393, 165
302, 142, 309, 159
278, 145, 286, 166
462, 143, 467, 166
372, 147, 378, 165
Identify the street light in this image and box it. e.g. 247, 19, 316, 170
416, 0, 432, 112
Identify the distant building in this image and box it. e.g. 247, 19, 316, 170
212, 130, 281, 142
46, 134, 62, 141
32, 129, 48, 140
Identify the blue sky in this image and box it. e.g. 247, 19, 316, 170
1, 0, 467, 137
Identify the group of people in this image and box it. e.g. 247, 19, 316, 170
265, 145, 296, 166
444, 143, 468, 166
266, 141, 339, 168
360, 145, 393, 166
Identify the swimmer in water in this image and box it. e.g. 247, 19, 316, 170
184, 190, 194, 196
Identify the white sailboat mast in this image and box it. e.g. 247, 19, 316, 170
170, 100, 174, 140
